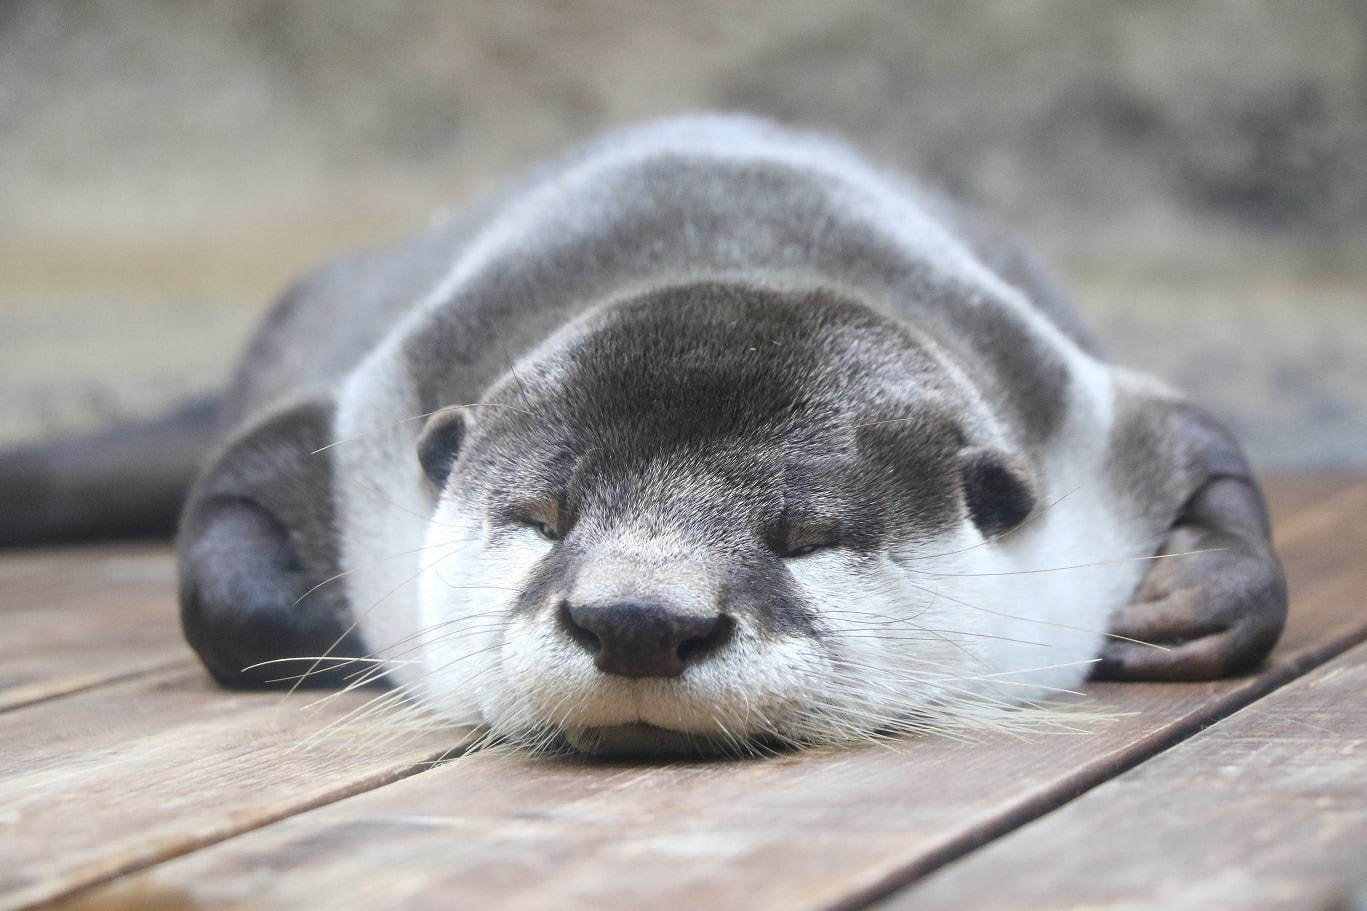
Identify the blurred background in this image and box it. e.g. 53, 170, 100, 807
2, 0, 1363, 470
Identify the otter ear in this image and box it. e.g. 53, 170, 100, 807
957, 446, 1036, 539
417, 406, 468, 488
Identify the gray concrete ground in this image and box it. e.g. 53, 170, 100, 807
2, 1, 1363, 469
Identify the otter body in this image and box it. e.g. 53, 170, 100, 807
15, 116, 1287, 755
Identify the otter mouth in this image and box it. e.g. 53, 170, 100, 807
561, 722, 757, 758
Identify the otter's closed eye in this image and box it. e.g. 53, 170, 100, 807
775, 522, 841, 559
506, 498, 566, 543
527, 520, 560, 542
782, 541, 833, 558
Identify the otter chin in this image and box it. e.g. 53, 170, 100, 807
562, 724, 747, 759
150, 114, 1285, 757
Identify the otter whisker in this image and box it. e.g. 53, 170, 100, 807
330, 683, 467, 746
808, 585, 993, 666
254, 656, 421, 686
842, 649, 1104, 686
811, 666, 1116, 733
309, 680, 424, 731
335, 638, 507, 696
790, 699, 975, 745
282, 542, 472, 694
355, 608, 509, 658
834, 629, 1054, 648
829, 662, 1090, 698
820, 665, 1057, 721
795, 701, 981, 746
910, 546, 1229, 578
902, 579, 1172, 651
310, 403, 532, 455
285, 592, 502, 700
243, 655, 406, 671
906, 482, 1085, 563
822, 665, 1027, 711
290, 537, 477, 607
349, 478, 487, 533
293, 687, 447, 753
965, 657, 1103, 679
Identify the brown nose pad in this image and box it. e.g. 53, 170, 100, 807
560, 601, 733, 678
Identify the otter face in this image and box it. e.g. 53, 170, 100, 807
407, 286, 1096, 756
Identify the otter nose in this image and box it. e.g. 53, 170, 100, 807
561, 601, 731, 678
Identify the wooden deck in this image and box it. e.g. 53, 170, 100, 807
2, 476, 1364, 911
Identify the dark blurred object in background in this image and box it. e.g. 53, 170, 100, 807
2, 0, 1364, 468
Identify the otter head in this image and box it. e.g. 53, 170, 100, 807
410, 283, 1054, 756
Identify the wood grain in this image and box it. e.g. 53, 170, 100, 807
0, 669, 467, 911
887, 642, 1367, 910
33, 478, 1367, 911
0, 545, 189, 711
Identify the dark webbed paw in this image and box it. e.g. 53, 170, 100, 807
1094, 477, 1286, 681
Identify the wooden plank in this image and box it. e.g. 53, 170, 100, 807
0, 668, 466, 911
0, 545, 189, 711
37, 477, 1367, 911
887, 642, 1367, 910
1256, 472, 1363, 520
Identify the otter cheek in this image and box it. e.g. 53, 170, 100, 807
785, 551, 873, 650
785, 547, 970, 733
409, 503, 537, 724
410, 547, 490, 720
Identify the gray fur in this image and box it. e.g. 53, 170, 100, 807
186, 114, 1281, 697
0, 114, 1284, 730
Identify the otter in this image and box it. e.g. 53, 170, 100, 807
0, 115, 1285, 756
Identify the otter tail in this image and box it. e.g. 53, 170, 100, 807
0, 397, 220, 547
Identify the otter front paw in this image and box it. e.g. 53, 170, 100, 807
1094, 478, 1287, 681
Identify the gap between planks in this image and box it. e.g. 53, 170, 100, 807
881, 640, 1367, 910
0, 657, 192, 715
833, 478, 1367, 909
0, 543, 188, 714
0, 667, 474, 911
